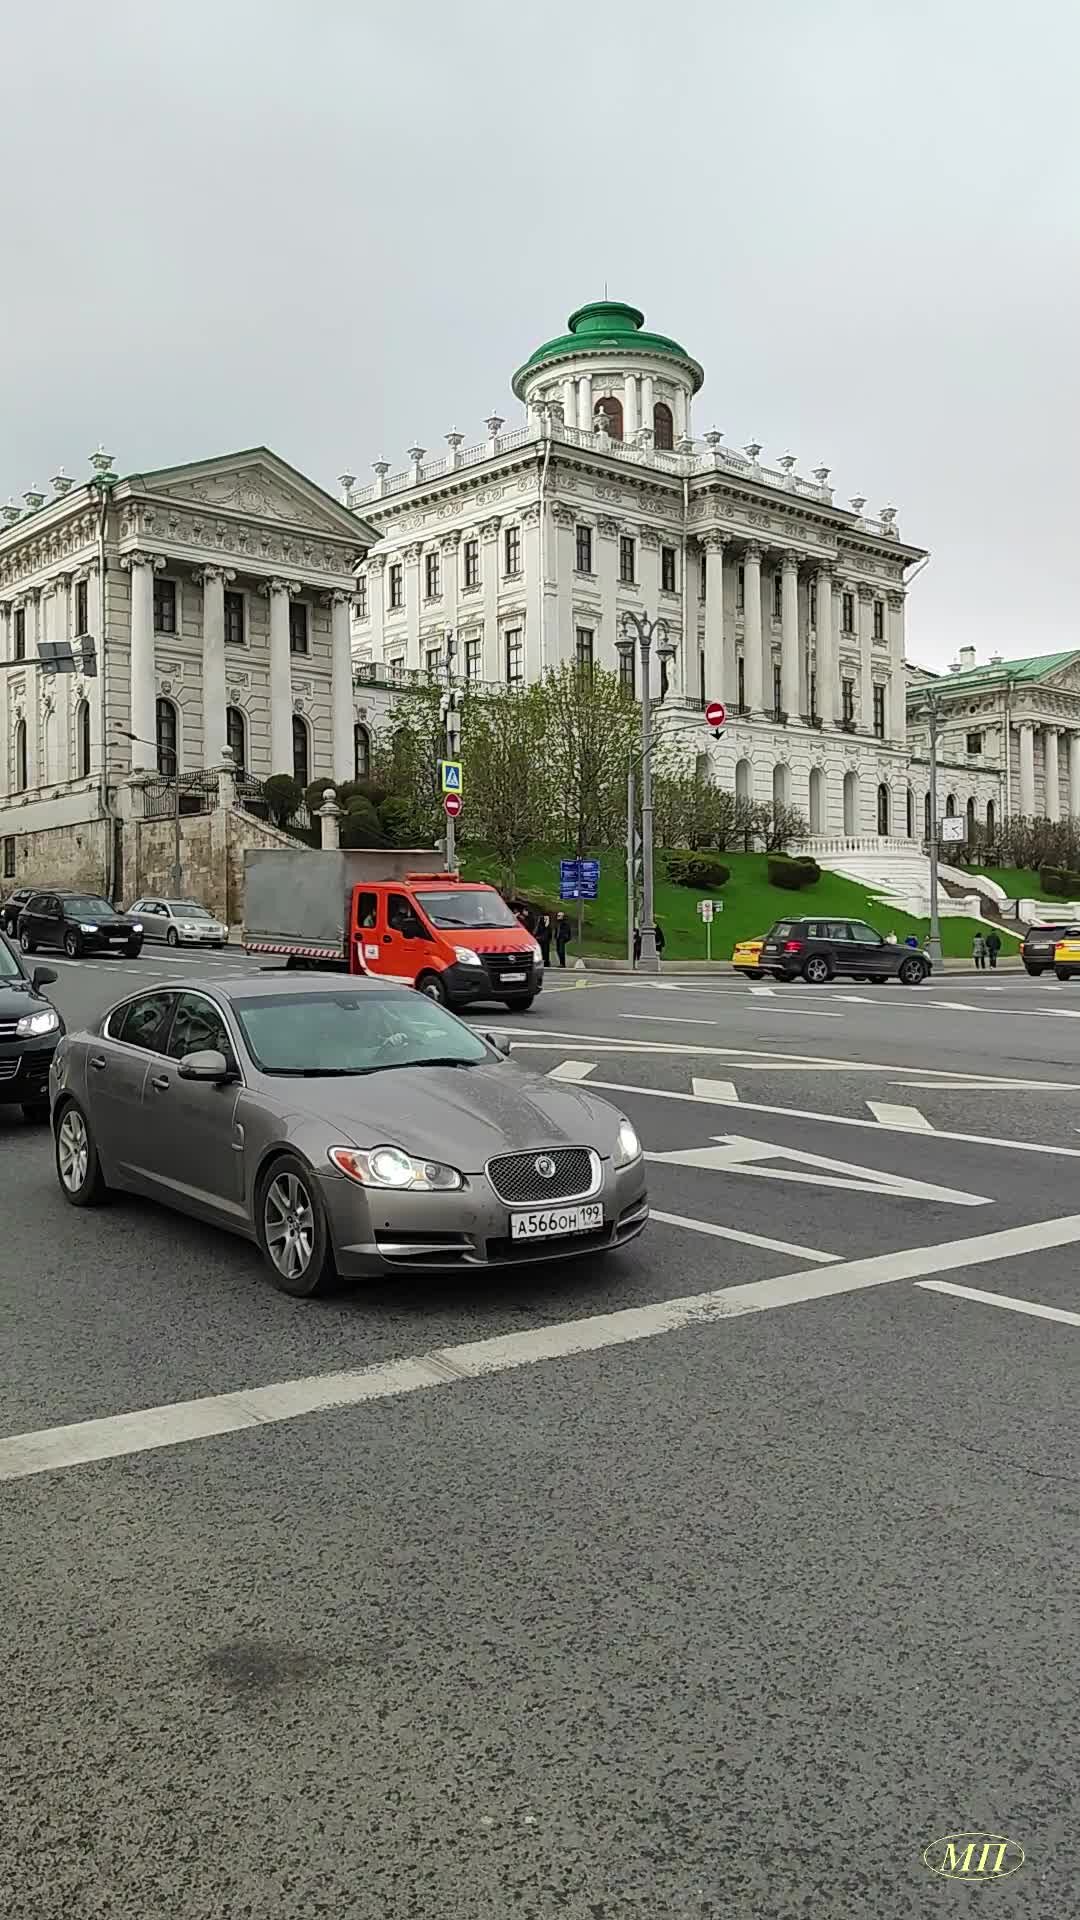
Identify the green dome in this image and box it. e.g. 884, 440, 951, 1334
512, 299, 704, 398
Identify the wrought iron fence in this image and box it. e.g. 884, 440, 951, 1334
136, 771, 219, 820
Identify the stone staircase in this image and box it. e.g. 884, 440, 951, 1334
803, 839, 990, 921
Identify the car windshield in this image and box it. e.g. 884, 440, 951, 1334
170, 902, 213, 919
65, 896, 118, 918
0, 941, 22, 979
414, 889, 519, 931
234, 990, 492, 1075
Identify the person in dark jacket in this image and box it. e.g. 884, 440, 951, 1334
536, 913, 552, 966
655, 921, 666, 955
554, 911, 571, 967
986, 928, 1002, 969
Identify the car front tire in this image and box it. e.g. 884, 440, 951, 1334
63, 931, 82, 958
898, 957, 928, 985
19, 929, 35, 954
54, 1100, 110, 1206
167, 927, 179, 947
126, 940, 143, 958
416, 971, 448, 1004
256, 1154, 336, 1298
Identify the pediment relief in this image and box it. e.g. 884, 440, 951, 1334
153, 466, 336, 534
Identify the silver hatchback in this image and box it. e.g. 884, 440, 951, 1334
128, 898, 228, 947
50, 975, 648, 1297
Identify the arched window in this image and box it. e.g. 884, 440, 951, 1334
945, 792, 957, 817
354, 722, 371, 779
155, 697, 178, 776
966, 795, 977, 839
14, 718, 27, 792
292, 714, 310, 788
906, 788, 915, 839
809, 765, 826, 835
923, 791, 931, 841
772, 763, 791, 808
653, 402, 674, 450
226, 705, 246, 775
986, 798, 996, 839
76, 699, 91, 781
593, 395, 623, 442
843, 770, 859, 836
877, 782, 890, 836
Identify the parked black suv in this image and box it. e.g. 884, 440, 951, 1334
1021, 923, 1080, 976
17, 891, 144, 959
759, 917, 931, 985
1, 886, 40, 938
0, 934, 62, 1120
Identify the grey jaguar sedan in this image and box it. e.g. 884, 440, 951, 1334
49, 974, 648, 1297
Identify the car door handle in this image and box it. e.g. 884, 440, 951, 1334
89, 1054, 107, 1072
383, 934, 392, 944
150, 1073, 170, 1092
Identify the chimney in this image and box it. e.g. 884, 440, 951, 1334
957, 646, 976, 671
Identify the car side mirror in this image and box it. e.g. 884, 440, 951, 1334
31, 967, 57, 989
178, 1048, 236, 1083
485, 1033, 512, 1057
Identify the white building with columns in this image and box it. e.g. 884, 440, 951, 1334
346, 298, 927, 840
0, 448, 377, 894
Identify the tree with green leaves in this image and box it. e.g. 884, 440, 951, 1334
463, 683, 552, 892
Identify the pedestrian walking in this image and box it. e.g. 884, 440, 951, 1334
654, 920, 666, 956
972, 932, 987, 970
633, 926, 641, 965
536, 912, 552, 966
986, 928, 1001, 969
554, 910, 571, 968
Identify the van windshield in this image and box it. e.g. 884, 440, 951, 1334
414, 889, 519, 931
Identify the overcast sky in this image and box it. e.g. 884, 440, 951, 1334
1, 0, 1076, 667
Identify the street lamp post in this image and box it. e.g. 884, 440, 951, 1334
117, 727, 182, 897
616, 611, 677, 973
917, 691, 944, 967
439, 627, 462, 873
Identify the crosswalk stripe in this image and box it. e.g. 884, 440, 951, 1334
917, 1279, 1080, 1328
866, 1100, 934, 1130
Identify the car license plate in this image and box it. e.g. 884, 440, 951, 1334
510, 1202, 603, 1241
109, 934, 127, 943
502, 970, 526, 983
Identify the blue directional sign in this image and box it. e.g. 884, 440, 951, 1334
559, 858, 600, 901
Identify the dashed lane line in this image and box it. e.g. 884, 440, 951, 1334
648, 1210, 838, 1263
918, 1279, 1080, 1329
866, 1101, 934, 1130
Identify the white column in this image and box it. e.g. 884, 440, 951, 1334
1018, 722, 1036, 814
330, 590, 354, 781
404, 542, 422, 670
561, 378, 577, 429
0, 603, 9, 797
51, 575, 71, 784
368, 555, 386, 664
267, 578, 294, 772
857, 586, 875, 733
780, 552, 800, 719
596, 518, 619, 672
1070, 731, 1080, 819
441, 531, 460, 650
674, 388, 689, 441
24, 590, 42, 786
641, 373, 654, 438
198, 565, 231, 768
701, 533, 727, 705
886, 589, 906, 743
1044, 726, 1061, 821
122, 553, 159, 771
624, 375, 639, 439
815, 565, 835, 723
742, 543, 764, 713
578, 373, 592, 431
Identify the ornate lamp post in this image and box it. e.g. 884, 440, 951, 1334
616, 611, 677, 972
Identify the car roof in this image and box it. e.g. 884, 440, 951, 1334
177, 972, 410, 1003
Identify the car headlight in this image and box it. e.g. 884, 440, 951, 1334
616, 1119, 642, 1166
328, 1145, 463, 1191
79, 923, 98, 934
131, 922, 143, 932
15, 1006, 60, 1038
453, 946, 483, 966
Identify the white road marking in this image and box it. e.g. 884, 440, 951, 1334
924, 1000, 980, 1012
648, 1209, 838, 1263
917, 1279, 1080, 1328
691, 1077, 740, 1103
832, 994, 878, 1004
547, 1060, 597, 1081
646, 1134, 988, 1205
749, 984, 775, 996
6, 1212, 1080, 1483
896, 1078, 1072, 1092
622, 1013, 717, 1026
867, 1101, 934, 1130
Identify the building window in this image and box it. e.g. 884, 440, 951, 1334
841, 590, 855, 633
699, 652, 706, 705
737, 657, 746, 709
14, 718, 27, 791
388, 563, 404, 610
619, 647, 636, 696
463, 538, 480, 589
425, 551, 441, 599
575, 525, 593, 574
156, 697, 178, 776
355, 576, 368, 621
873, 685, 886, 738
653, 402, 674, 450
504, 628, 524, 686
291, 715, 309, 787
809, 581, 817, 628
388, 654, 405, 682
736, 564, 745, 612
2, 836, 14, 879
699, 553, 707, 602
226, 705, 247, 773
661, 546, 676, 593
425, 646, 442, 679
289, 602, 309, 655
465, 636, 482, 682
154, 578, 177, 634
74, 579, 89, 634
575, 627, 594, 675
772, 572, 783, 619
13, 607, 25, 661
504, 525, 521, 576
809, 671, 817, 720
873, 599, 885, 642
619, 535, 636, 585
773, 664, 783, 718
224, 590, 245, 646
354, 723, 370, 779
966, 731, 983, 755
75, 698, 91, 779
842, 677, 855, 724
594, 396, 623, 441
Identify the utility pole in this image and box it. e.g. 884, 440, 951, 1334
616, 611, 677, 974
439, 627, 461, 873
922, 691, 943, 967
626, 757, 636, 966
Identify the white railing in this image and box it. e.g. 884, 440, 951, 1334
802, 835, 922, 856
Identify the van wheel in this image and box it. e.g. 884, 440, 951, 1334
417, 972, 448, 1004
503, 993, 535, 1011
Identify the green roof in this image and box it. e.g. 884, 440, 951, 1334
908, 649, 1079, 700
512, 299, 704, 398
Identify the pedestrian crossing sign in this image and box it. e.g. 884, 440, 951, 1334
439, 760, 463, 794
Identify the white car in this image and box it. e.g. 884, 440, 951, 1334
128, 897, 228, 947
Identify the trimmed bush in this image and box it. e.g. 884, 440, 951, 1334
1040, 866, 1080, 899
768, 854, 820, 890
340, 796, 387, 849
263, 772, 303, 827
664, 850, 731, 890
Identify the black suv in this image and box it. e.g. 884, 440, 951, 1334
1021, 923, 1080, 977
0, 933, 62, 1120
760, 916, 931, 985
1, 886, 40, 938
17, 891, 144, 959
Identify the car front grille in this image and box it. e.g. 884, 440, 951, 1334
0, 1020, 18, 1040
476, 949, 536, 982
486, 1146, 597, 1205
0, 1058, 20, 1081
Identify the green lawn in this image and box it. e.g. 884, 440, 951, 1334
460, 845, 1017, 961
969, 866, 1041, 900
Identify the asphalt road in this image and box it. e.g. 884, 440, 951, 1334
4, 952, 1080, 1915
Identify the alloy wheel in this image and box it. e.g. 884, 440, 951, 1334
804, 957, 830, 985
57, 1109, 89, 1193
264, 1172, 315, 1282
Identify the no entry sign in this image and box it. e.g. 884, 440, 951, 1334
443, 793, 462, 818
705, 700, 726, 729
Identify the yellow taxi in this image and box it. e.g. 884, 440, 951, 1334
731, 935, 765, 979
1054, 935, 1080, 981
